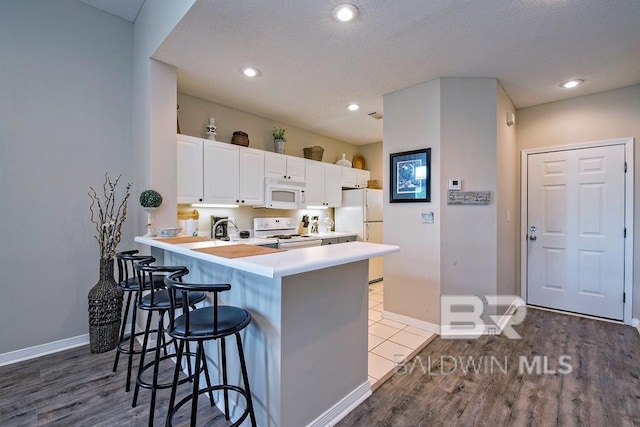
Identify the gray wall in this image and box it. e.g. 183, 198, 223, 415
0, 0, 134, 353
440, 78, 498, 298
383, 77, 516, 325
516, 85, 640, 318
383, 78, 442, 324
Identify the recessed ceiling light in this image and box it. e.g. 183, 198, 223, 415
332, 4, 359, 22
346, 103, 360, 111
241, 67, 260, 78
560, 79, 584, 89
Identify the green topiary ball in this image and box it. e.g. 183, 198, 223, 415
139, 189, 163, 208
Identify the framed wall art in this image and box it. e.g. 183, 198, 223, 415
390, 148, 431, 203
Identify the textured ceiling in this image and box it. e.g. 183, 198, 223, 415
92, 0, 640, 145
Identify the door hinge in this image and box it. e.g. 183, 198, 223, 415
623, 292, 626, 303
624, 162, 627, 172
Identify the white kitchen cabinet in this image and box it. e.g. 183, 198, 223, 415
342, 167, 370, 188
200, 139, 264, 205
238, 147, 265, 205
264, 152, 305, 182
356, 169, 370, 188
203, 140, 239, 204
304, 160, 343, 207
177, 134, 204, 203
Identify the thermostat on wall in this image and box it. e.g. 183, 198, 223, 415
448, 179, 462, 191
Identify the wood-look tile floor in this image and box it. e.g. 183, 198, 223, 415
2, 308, 639, 426
0, 344, 232, 426
339, 307, 640, 426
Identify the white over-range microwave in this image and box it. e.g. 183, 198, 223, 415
263, 178, 306, 209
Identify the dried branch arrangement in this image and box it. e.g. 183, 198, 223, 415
88, 173, 132, 259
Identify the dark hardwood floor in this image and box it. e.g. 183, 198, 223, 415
2, 308, 639, 426
0, 343, 231, 426
339, 308, 640, 426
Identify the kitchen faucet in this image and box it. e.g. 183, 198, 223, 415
212, 218, 240, 239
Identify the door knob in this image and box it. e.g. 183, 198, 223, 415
529, 235, 537, 241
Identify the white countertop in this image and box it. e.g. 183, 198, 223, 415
135, 236, 398, 278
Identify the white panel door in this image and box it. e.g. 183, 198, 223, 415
526, 145, 625, 320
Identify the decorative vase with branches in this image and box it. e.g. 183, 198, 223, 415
87, 173, 132, 353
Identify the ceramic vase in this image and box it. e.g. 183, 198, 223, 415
88, 258, 124, 353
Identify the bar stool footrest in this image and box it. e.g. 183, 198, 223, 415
167, 385, 251, 427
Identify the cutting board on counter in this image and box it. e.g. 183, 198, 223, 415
192, 244, 285, 258
154, 236, 213, 244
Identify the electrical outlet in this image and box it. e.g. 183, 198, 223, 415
421, 212, 434, 224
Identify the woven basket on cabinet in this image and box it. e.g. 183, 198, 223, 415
303, 146, 324, 161
231, 131, 250, 147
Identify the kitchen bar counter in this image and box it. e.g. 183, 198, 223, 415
134, 235, 399, 426
135, 236, 392, 278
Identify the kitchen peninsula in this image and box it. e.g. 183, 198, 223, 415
135, 236, 399, 426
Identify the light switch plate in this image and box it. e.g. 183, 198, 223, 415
421, 212, 434, 224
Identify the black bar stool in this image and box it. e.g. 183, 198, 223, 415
164, 270, 257, 427
113, 250, 165, 392
132, 262, 207, 426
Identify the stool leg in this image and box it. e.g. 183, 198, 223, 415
200, 344, 215, 406
168, 339, 184, 416
133, 310, 153, 408
221, 337, 230, 420
113, 290, 132, 372
125, 296, 139, 392
236, 332, 257, 427
148, 311, 165, 427
190, 341, 202, 427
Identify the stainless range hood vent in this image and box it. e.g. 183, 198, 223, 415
367, 111, 383, 120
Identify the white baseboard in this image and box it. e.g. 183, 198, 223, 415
382, 310, 440, 335
0, 334, 89, 367
308, 380, 372, 427
0, 322, 136, 368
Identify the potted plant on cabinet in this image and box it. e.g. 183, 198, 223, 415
140, 189, 163, 237
273, 126, 287, 154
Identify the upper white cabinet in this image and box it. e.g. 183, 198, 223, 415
204, 141, 265, 205
342, 167, 370, 189
264, 152, 305, 182
238, 147, 266, 205
304, 160, 343, 207
203, 140, 239, 204
177, 134, 204, 204
178, 136, 264, 206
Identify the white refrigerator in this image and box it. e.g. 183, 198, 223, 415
335, 188, 384, 283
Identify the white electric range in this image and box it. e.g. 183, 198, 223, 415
253, 217, 322, 249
